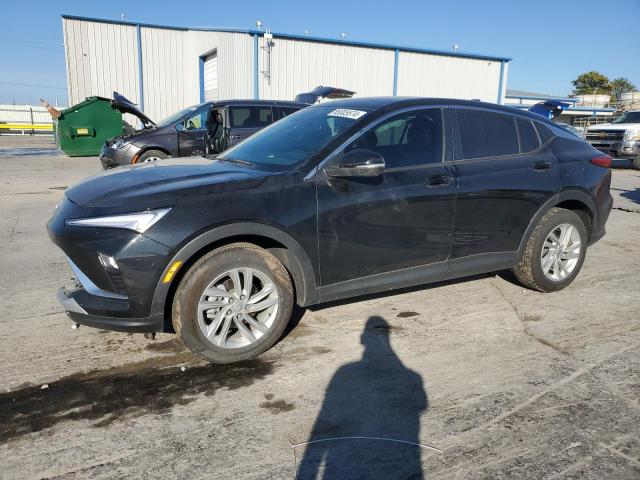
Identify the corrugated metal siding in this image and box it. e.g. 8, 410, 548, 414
140, 27, 190, 121
397, 52, 501, 102
0, 105, 55, 124
63, 18, 139, 108
216, 33, 254, 100
259, 37, 395, 100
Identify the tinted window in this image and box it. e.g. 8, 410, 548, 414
230, 107, 273, 128
456, 109, 518, 159
535, 122, 555, 144
220, 105, 366, 168
275, 107, 301, 120
516, 118, 540, 153
348, 109, 443, 167
184, 107, 208, 130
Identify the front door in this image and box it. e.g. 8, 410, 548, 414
316, 108, 456, 286
177, 106, 209, 156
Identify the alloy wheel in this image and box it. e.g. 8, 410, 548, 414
540, 223, 582, 281
197, 267, 279, 348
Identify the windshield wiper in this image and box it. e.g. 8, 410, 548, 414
217, 157, 254, 168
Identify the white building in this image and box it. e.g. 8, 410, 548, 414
62, 15, 510, 122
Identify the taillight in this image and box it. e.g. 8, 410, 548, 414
590, 155, 612, 168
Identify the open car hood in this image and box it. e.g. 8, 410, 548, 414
528, 101, 571, 120
294, 86, 356, 105
110, 92, 156, 127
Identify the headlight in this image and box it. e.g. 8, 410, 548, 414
111, 139, 129, 150
624, 130, 640, 142
65, 208, 172, 233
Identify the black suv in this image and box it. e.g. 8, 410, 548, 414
49, 97, 613, 363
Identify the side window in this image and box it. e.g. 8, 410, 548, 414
535, 122, 555, 144
275, 107, 300, 120
456, 109, 519, 159
347, 108, 443, 167
184, 107, 208, 131
516, 118, 540, 153
230, 107, 273, 128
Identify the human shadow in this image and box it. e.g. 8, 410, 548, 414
296, 316, 428, 479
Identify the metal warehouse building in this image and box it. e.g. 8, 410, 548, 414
62, 15, 510, 123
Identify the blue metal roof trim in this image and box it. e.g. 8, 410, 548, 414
61, 14, 511, 62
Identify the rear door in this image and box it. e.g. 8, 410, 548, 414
449, 107, 559, 259
227, 106, 274, 147
177, 105, 209, 156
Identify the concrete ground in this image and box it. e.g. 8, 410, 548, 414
0, 135, 639, 479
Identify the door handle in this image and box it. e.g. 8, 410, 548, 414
533, 161, 552, 171
229, 135, 242, 140
425, 174, 451, 187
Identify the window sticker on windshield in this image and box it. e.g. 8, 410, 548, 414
327, 109, 367, 120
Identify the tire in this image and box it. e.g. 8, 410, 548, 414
513, 208, 588, 293
632, 157, 640, 170
172, 242, 294, 363
136, 149, 169, 163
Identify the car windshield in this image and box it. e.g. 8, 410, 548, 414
612, 112, 640, 124
157, 106, 199, 127
219, 105, 368, 168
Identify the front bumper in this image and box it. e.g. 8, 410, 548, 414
58, 287, 163, 332
587, 139, 640, 159
99, 143, 141, 169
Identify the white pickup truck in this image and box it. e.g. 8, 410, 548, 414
585, 110, 640, 169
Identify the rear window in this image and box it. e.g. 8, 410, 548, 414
230, 107, 273, 128
275, 107, 301, 120
535, 123, 555, 144
456, 109, 519, 159
516, 118, 540, 153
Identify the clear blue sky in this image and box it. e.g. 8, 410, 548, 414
2, 0, 639, 105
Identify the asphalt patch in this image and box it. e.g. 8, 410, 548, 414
0, 353, 274, 443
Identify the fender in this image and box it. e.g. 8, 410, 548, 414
516, 189, 597, 256
148, 222, 319, 322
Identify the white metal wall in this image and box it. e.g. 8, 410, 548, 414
397, 51, 502, 102
63, 18, 140, 108
259, 37, 395, 100
203, 52, 219, 101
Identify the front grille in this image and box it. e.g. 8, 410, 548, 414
586, 130, 625, 142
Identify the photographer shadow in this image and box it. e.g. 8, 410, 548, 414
296, 316, 429, 479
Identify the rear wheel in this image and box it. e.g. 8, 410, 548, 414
136, 149, 169, 163
513, 208, 587, 292
632, 157, 640, 170
172, 243, 294, 363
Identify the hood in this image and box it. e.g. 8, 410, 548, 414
65, 157, 269, 209
528, 101, 571, 119
111, 92, 156, 127
294, 86, 356, 105
586, 122, 640, 131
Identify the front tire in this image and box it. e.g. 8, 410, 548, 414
172, 243, 294, 363
136, 149, 169, 163
513, 208, 587, 293
632, 157, 640, 170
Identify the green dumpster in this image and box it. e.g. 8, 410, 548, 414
54, 96, 123, 157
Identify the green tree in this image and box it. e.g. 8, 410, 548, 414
610, 77, 637, 98
572, 71, 611, 95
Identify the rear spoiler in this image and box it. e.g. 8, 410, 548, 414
295, 86, 355, 105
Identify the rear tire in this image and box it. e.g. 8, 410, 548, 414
136, 149, 169, 163
172, 243, 294, 363
513, 208, 587, 293
632, 157, 640, 170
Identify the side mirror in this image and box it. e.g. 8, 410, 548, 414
325, 149, 385, 178
175, 122, 185, 132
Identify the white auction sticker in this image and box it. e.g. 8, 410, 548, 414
327, 109, 367, 120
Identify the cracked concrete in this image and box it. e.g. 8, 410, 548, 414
0, 136, 639, 479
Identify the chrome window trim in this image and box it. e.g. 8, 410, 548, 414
304, 104, 449, 181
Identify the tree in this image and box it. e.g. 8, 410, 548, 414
572, 71, 611, 95
610, 77, 637, 98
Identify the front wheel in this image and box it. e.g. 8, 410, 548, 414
513, 208, 588, 292
136, 149, 169, 163
172, 243, 294, 363
632, 157, 640, 170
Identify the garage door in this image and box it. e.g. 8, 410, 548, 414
203, 52, 219, 102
